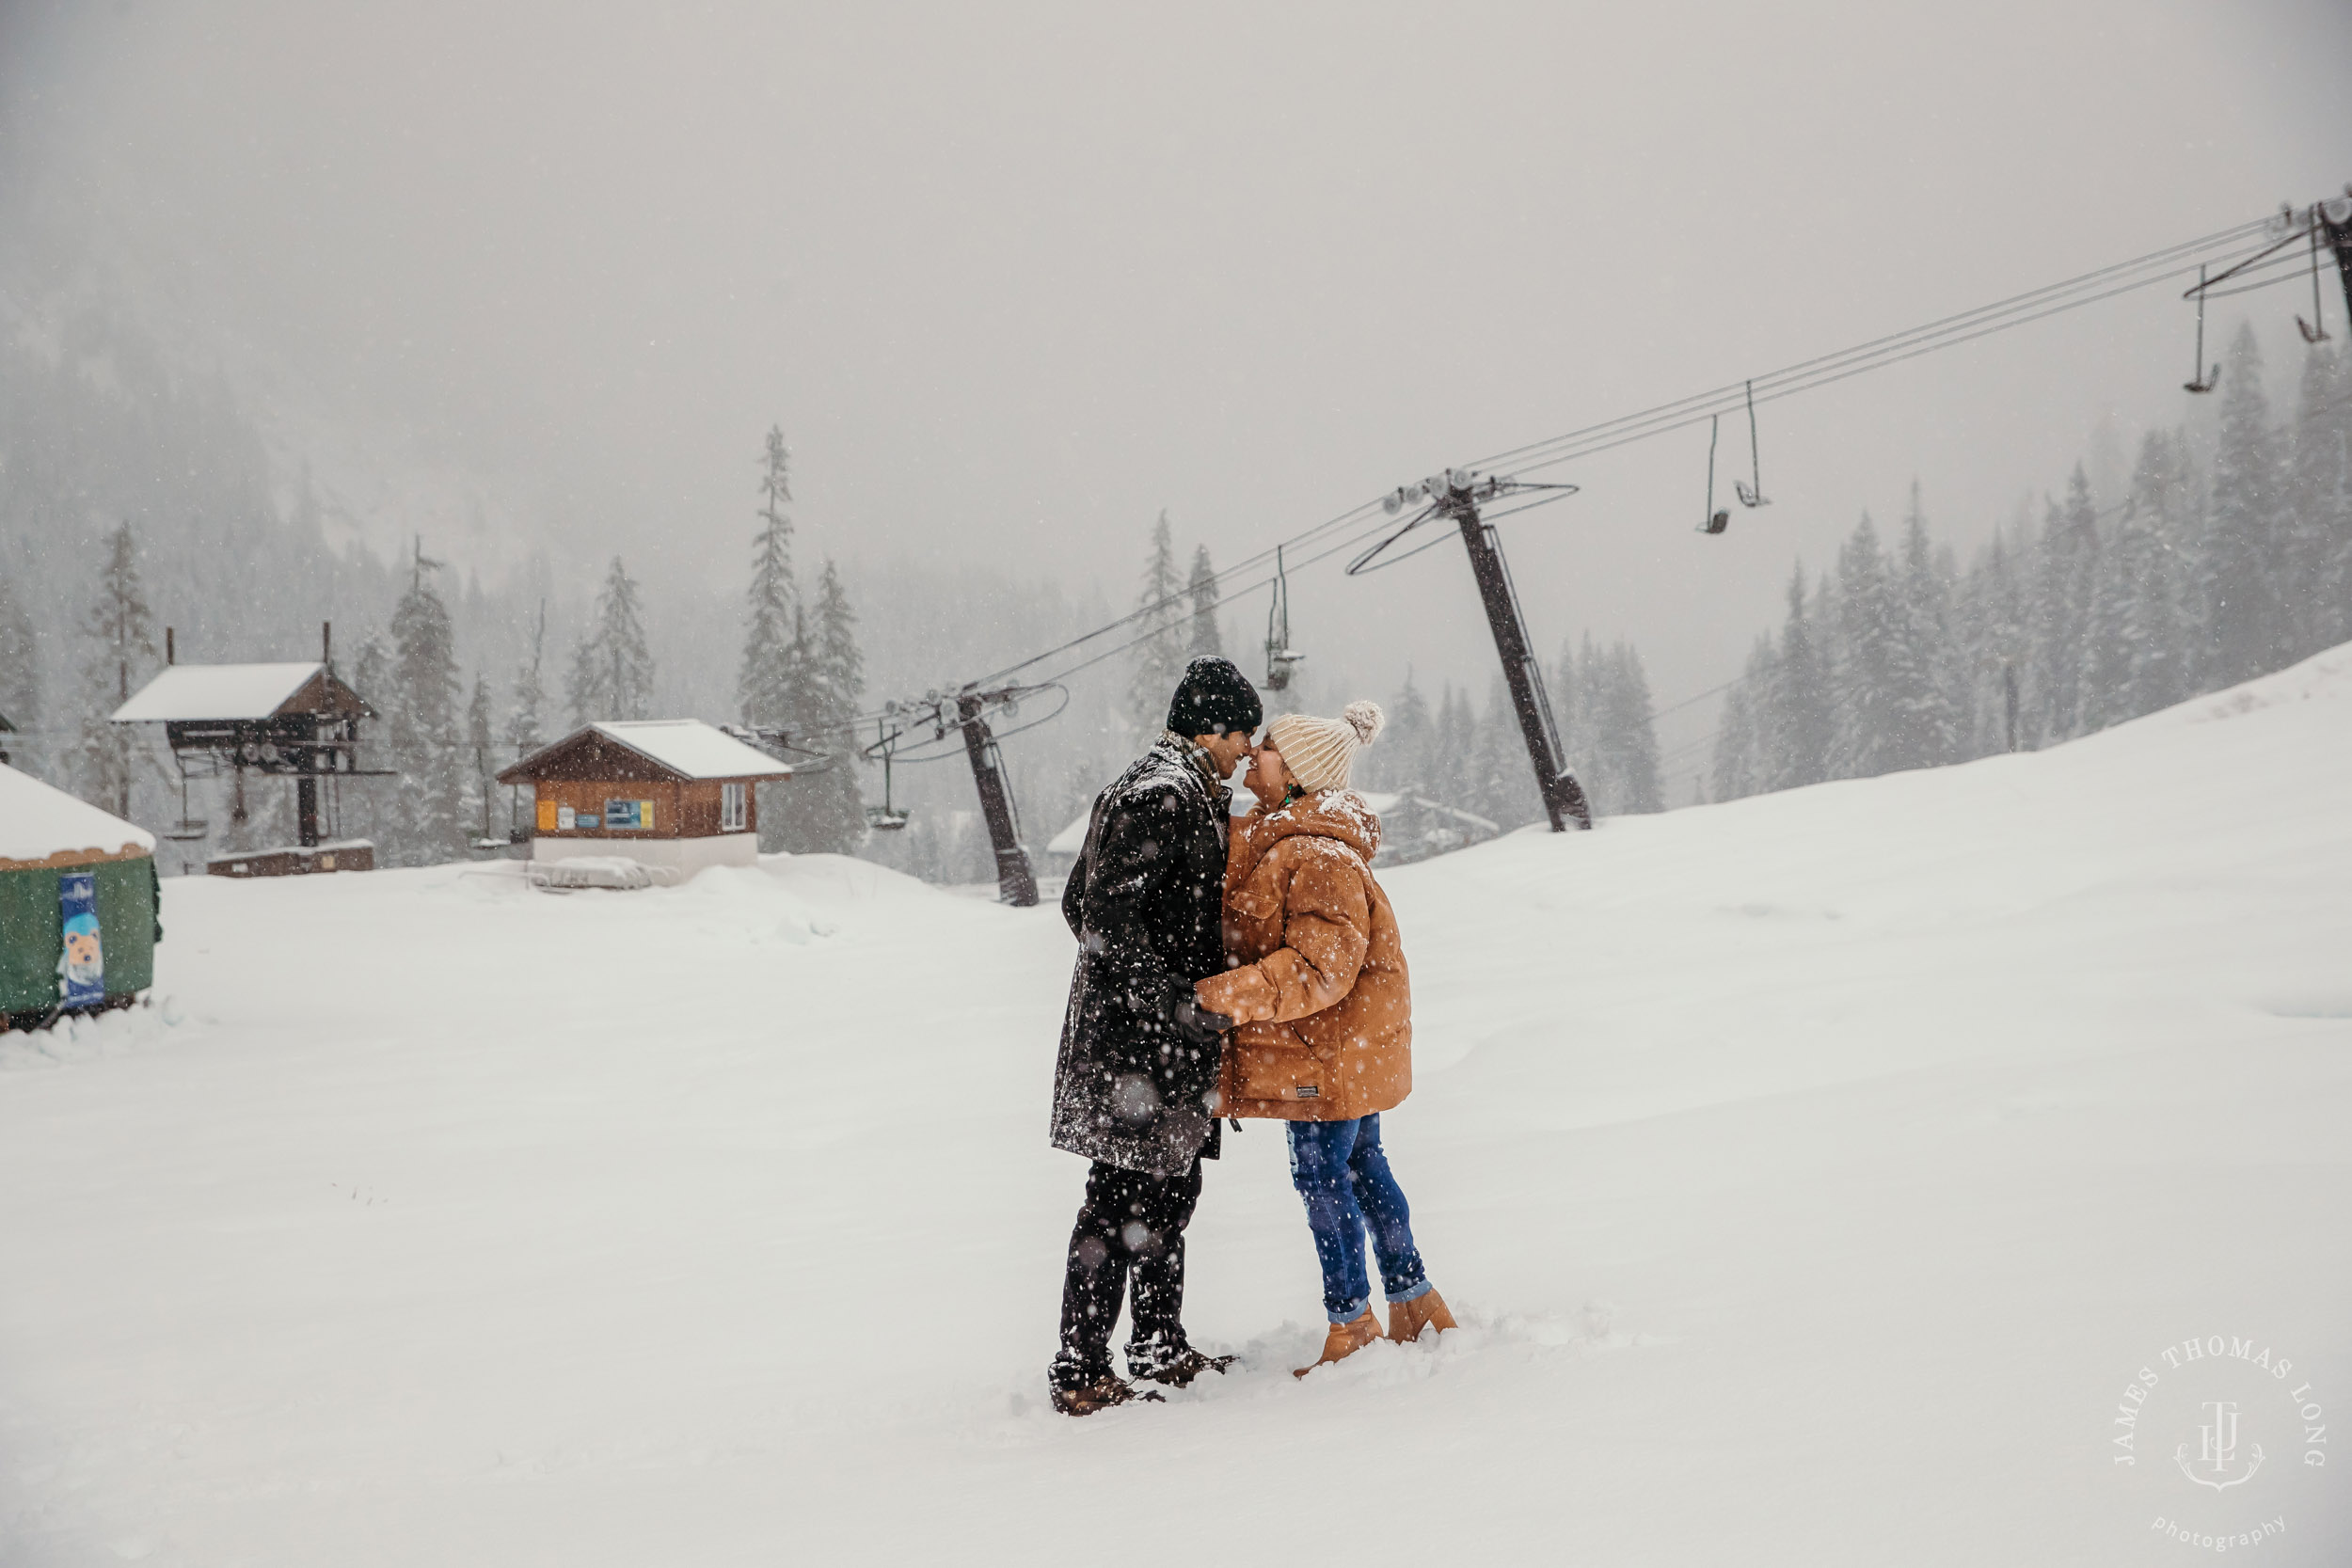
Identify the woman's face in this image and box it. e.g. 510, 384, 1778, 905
1248, 742, 1291, 802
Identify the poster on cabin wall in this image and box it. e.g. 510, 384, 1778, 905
602, 800, 653, 831
58, 872, 104, 1008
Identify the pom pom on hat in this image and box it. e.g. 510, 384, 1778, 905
1267, 700, 1384, 793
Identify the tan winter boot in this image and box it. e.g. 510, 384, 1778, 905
1387, 1289, 1457, 1343
1293, 1310, 1382, 1378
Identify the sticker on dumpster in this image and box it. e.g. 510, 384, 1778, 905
58, 872, 103, 1008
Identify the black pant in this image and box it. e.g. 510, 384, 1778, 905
1053, 1157, 1202, 1385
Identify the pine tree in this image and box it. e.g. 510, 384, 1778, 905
0, 572, 40, 767
568, 557, 655, 723
1185, 545, 1223, 658
2281, 344, 2351, 653
385, 540, 466, 865
346, 635, 392, 847
2201, 323, 2284, 686
1766, 561, 1832, 788
1709, 637, 1772, 802
466, 673, 496, 846
505, 601, 548, 760
1376, 667, 1435, 796
74, 522, 159, 818
1830, 513, 1904, 778
739, 427, 798, 739
1126, 512, 1187, 729
1470, 674, 1541, 827
774, 558, 867, 855
2025, 469, 2101, 744
1886, 484, 1959, 769
1598, 642, 1663, 813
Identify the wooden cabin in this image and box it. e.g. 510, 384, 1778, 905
496, 721, 792, 876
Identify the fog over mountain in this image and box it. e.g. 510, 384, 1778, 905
1, 1, 2347, 861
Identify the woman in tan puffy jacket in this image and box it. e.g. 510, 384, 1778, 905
1195, 701, 1456, 1376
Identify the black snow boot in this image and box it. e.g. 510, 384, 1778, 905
1049, 1370, 1161, 1417
1126, 1334, 1235, 1389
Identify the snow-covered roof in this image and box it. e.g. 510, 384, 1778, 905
593, 721, 793, 780
0, 765, 155, 867
502, 721, 793, 783
114, 663, 328, 722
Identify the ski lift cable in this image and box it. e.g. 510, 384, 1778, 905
1473, 215, 2271, 473
1478, 219, 2275, 477
1508, 258, 2268, 480
826, 209, 2291, 750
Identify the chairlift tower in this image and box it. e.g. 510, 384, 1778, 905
1367, 470, 1591, 833
955, 685, 1039, 907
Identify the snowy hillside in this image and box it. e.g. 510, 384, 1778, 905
2, 646, 2348, 1566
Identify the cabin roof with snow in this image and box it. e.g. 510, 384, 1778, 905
0, 764, 156, 870
496, 721, 794, 786
113, 662, 371, 723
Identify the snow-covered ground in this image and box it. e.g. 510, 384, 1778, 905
3, 649, 2349, 1566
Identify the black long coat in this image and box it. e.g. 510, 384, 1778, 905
1050, 736, 1231, 1177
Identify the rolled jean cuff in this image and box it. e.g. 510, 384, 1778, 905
1327, 1296, 1371, 1324
1385, 1277, 1433, 1306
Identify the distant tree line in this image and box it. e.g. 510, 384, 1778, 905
1709, 329, 2350, 800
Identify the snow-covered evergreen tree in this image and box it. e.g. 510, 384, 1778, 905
2201, 323, 2283, 687
1126, 512, 1187, 728
1185, 544, 1222, 659
465, 673, 496, 846
773, 558, 866, 855
1830, 514, 1905, 779
1765, 563, 1833, 789
568, 557, 656, 724
1886, 485, 1959, 770
2280, 344, 2350, 653
739, 427, 798, 739
0, 572, 40, 768
505, 602, 548, 761
74, 522, 159, 817
384, 544, 466, 865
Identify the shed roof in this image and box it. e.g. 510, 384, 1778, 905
0, 764, 155, 868
114, 662, 368, 722
497, 721, 794, 785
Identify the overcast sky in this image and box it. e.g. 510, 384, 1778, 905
5, 0, 2349, 761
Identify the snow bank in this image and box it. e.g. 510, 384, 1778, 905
0, 649, 2347, 1565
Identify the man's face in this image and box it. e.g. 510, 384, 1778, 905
1193, 730, 1254, 777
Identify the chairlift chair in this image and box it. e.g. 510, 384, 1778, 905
1697, 415, 1731, 534
1733, 379, 1772, 508
162, 771, 208, 842
2184, 265, 2220, 393
864, 718, 911, 831
1263, 545, 1307, 691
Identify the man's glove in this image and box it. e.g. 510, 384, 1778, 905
1167, 996, 1234, 1048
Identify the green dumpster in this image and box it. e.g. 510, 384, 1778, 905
0, 765, 164, 1026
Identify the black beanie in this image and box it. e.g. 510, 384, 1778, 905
1165, 656, 1263, 737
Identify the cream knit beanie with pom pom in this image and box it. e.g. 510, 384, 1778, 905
1265, 701, 1386, 792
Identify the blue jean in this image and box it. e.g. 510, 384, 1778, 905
1285, 1114, 1431, 1323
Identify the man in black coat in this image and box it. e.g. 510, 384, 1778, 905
1047, 656, 1261, 1415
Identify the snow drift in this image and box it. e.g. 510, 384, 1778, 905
1, 646, 2348, 1565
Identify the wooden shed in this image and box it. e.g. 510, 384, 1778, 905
0, 764, 162, 1029
496, 721, 792, 876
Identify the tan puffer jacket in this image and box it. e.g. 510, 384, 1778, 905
1194, 790, 1410, 1121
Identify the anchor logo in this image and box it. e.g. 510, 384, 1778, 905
2174, 1400, 2265, 1492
